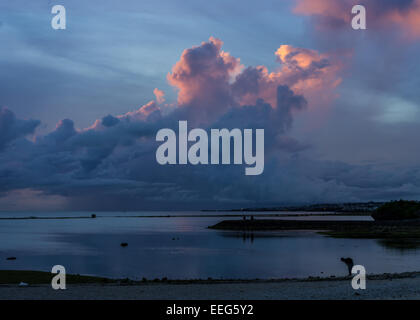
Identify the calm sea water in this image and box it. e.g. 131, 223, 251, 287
0, 211, 419, 280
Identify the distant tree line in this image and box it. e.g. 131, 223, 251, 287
372, 200, 420, 220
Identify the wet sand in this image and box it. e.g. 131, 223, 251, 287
1, 272, 420, 300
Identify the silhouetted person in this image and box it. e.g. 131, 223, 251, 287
340, 257, 354, 276
250, 215, 254, 221
243, 216, 246, 221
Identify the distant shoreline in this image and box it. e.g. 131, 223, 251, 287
0, 212, 370, 220
202, 201, 384, 213
209, 218, 420, 239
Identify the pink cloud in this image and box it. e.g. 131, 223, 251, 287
167, 37, 242, 122
386, 1, 420, 38
83, 37, 342, 135
168, 37, 342, 121
232, 45, 342, 112
153, 88, 165, 104
293, 0, 420, 39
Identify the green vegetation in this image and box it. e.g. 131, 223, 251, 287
0, 270, 116, 285
371, 200, 420, 221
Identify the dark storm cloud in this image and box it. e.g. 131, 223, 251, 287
2, 101, 420, 210
0, 107, 40, 150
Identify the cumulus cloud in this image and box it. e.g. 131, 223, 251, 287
233, 44, 341, 111
167, 37, 242, 123
0, 37, 418, 210
167, 37, 341, 124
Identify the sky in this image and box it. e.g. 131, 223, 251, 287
1, 0, 420, 211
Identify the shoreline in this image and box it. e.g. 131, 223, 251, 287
1, 270, 420, 300
1, 269, 419, 285
209, 219, 420, 239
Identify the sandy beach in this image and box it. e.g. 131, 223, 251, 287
1, 273, 420, 300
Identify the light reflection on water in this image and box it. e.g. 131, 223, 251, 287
0, 212, 419, 280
